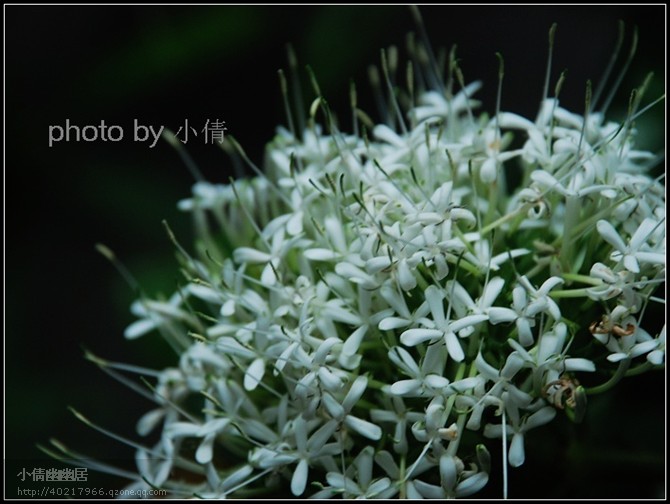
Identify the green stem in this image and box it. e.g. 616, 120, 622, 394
561, 273, 602, 286
445, 410, 468, 457
398, 455, 407, 499
549, 288, 592, 299
479, 204, 530, 236
484, 180, 499, 229
586, 358, 631, 395
560, 196, 580, 273
367, 377, 394, 391
444, 362, 468, 418
624, 361, 654, 377
415, 265, 432, 292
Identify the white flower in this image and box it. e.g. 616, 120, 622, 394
124, 292, 190, 340
322, 376, 382, 440
377, 282, 431, 331
313, 447, 397, 498
410, 396, 456, 445
410, 82, 483, 124
233, 220, 309, 286
387, 345, 450, 398
484, 398, 556, 467
461, 236, 530, 273
596, 218, 665, 274
293, 337, 347, 401
408, 453, 489, 498
400, 285, 489, 361
586, 262, 642, 307
531, 169, 614, 198
592, 313, 659, 363
474, 351, 532, 411
489, 276, 563, 347
370, 397, 424, 454
506, 322, 595, 393
166, 417, 233, 464
249, 416, 340, 496
647, 326, 666, 365
446, 276, 507, 337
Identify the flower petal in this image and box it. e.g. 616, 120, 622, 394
389, 346, 421, 375
304, 248, 339, 261
445, 332, 465, 362
390, 379, 422, 396
508, 432, 525, 467
597, 220, 626, 252
424, 374, 450, 389
306, 419, 338, 452
379, 317, 411, 331
623, 253, 640, 273
195, 433, 215, 464
481, 277, 505, 308
439, 454, 458, 491
136, 408, 165, 436
291, 459, 309, 496
124, 319, 156, 340
488, 307, 518, 324
244, 358, 266, 391
565, 358, 596, 372
322, 392, 346, 421
345, 415, 382, 440
524, 406, 557, 430
343, 376, 368, 411
455, 472, 489, 497
233, 247, 272, 264
401, 328, 443, 346
450, 314, 488, 333
398, 259, 417, 291
480, 157, 498, 183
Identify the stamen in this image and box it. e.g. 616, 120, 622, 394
407, 61, 416, 128
350, 80, 359, 137
539, 23, 558, 118
287, 44, 306, 135
278, 69, 296, 141
95, 243, 141, 294
601, 25, 638, 116
68, 406, 170, 457
368, 65, 388, 125
162, 128, 205, 182
38, 440, 144, 480
381, 48, 408, 135
591, 20, 625, 112
576, 80, 592, 158
494, 52, 504, 140
227, 136, 292, 207
409, 5, 444, 92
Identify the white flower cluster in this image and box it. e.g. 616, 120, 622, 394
71, 31, 665, 499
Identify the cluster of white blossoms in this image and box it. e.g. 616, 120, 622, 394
55, 24, 664, 499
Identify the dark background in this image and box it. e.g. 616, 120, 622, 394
5, 5, 665, 499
